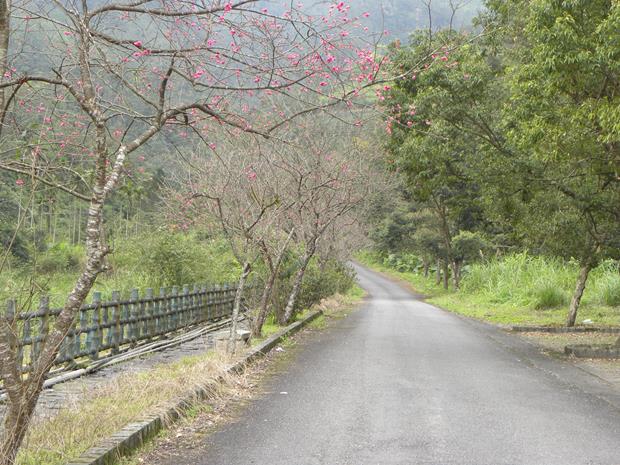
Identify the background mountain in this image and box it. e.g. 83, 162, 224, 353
351, 0, 485, 39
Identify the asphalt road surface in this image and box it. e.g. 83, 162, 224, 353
188, 264, 620, 465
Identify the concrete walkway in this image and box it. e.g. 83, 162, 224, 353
179, 264, 620, 465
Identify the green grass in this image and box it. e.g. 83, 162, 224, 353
1, 234, 241, 309
308, 315, 328, 329
357, 251, 620, 327
250, 319, 282, 346
344, 284, 366, 302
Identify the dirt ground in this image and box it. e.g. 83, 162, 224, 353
518, 332, 620, 390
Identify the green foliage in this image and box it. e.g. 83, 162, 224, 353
104, 232, 241, 293
361, 250, 620, 326
0, 232, 242, 307
296, 260, 356, 311
368, 203, 418, 254
383, 252, 420, 273
373, 1, 620, 326
118, 232, 199, 287
452, 231, 490, 264
590, 261, 620, 307
0, 226, 30, 262
36, 242, 84, 274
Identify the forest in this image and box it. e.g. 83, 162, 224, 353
0, 0, 618, 464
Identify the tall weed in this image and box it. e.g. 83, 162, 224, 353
461, 253, 619, 309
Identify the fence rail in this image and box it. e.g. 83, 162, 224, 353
4, 284, 239, 375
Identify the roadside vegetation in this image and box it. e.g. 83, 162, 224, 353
357, 251, 620, 327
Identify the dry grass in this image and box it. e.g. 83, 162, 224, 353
308, 287, 365, 329
17, 351, 241, 465
119, 359, 267, 465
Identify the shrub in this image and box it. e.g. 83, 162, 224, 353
452, 231, 490, 263
108, 232, 241, 290
592, 265, 620, 307
296, 259, 355, 311
383, 252, 420, 273
36, 242, 84, 274
533, 284, 567, 309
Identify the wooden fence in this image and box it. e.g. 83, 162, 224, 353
4, 284, 239, 375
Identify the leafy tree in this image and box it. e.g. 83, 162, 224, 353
383, 30, 491, 288
498, 0, 620, 325
382, 2, 620, 325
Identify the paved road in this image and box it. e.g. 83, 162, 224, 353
188, 265, 620, 465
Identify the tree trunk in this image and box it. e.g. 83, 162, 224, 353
451, 260, 461, 289
442, 260, 449, 290
0, 122, 115, 463
435, 258, 441, 286
0, 192, 107, 464
281, 250, 313, 325
566, 260, 593, 327
423, 260, 429, 278
252, 230, 294, 338
0, 0, 9, 138
253, 274, 276, 338
227, 262, 251, 355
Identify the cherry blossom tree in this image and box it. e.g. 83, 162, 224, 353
271, 117, 379, 324
166, 134, 287, 350
0, 1, 387, 461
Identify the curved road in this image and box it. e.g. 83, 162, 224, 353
183, 264, 620, 465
